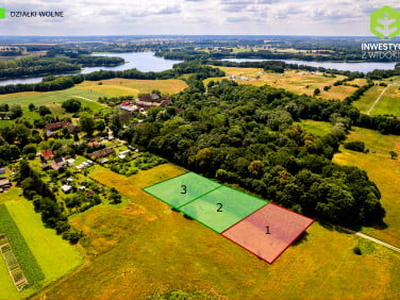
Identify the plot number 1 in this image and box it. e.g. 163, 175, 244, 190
181, 185, 187, 194
266, 226, 271, 234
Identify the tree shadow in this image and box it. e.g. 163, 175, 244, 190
291, 231, 309, 246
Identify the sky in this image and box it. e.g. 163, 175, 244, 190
0, 0, 398, 36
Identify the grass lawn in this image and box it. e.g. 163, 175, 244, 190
333, 127, 400, 247
77, 78, 188, 97
296, 119, 332, 137
2, 200, 83, 298
34, 163, 400, 299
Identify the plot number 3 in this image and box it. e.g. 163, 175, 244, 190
181, 185, 187, 194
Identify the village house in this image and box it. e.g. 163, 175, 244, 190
44, 121, 79, 137
50, 163, 63, 171
118, 94, 172, 112
41, 149, 55, 161
89, 148, 115, 160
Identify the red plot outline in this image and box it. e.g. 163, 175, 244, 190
221, 203, 314, 264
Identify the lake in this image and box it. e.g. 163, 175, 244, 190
221, 58, 397, 73
0, 52, 182, 86
0, 52, 397, 86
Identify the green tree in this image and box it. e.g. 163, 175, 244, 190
38, 105, 51, 116
62, 98, 82, 113
109, 187, 122, 204
79, 114, 95, 136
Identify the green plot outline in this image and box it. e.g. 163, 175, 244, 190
143, 172, 221, 208
178, 185, 269, 233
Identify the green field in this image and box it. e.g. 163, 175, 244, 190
33, 163, 400, 299
143, 172, 221, 208
333, 127, 400, 247
0, 204, 44, 287
179, 185, 268, 233
0, 200, 83, 299
370, 83, 400, 116
355, 80, 400, 116
0, 87, 106, 106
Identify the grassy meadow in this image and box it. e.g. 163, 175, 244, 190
207, 67, 355, 100
333, 127, 400, 247
32, 163, 400, 299
296, 119, 333, 137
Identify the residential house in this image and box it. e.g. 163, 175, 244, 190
54, 157, 65, 166
44, 121, 78, 137
139, 93, 160, 102
0, 168, 5, 174
89, 148, 115, 160
41, 150, 55, 161
0, 180, 11, 189
50, 163, 63, 171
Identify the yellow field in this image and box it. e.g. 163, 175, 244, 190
77, 78, 188, 97
208, 67, 352, 100
333, 127, 400, 248
33, 163, 400, 299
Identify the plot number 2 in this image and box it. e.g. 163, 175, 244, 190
181, 185, 187, 194
217, 203, 223, 212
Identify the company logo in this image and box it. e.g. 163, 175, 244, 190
0, 8, 6, 19
371, 6, 400, 39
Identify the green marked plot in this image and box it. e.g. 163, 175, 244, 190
179, 186, 268, 233
143, 172, 221, 208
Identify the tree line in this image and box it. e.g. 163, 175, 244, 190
0, 63, 225, 95
0, 55, 124, 80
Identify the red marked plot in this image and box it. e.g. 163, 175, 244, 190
221, 203, 314, 264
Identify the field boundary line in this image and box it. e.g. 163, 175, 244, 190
367, 85, 389, 115
176, 185, 222, 210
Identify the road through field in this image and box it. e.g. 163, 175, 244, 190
335, 224, 400, 253
367, 85, 388, 115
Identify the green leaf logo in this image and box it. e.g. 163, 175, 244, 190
371, 6, 400, 39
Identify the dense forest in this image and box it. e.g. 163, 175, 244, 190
110, 79, 387, 227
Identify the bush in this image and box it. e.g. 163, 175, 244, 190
343, 141, 365, 152
353, 246, 362, 255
